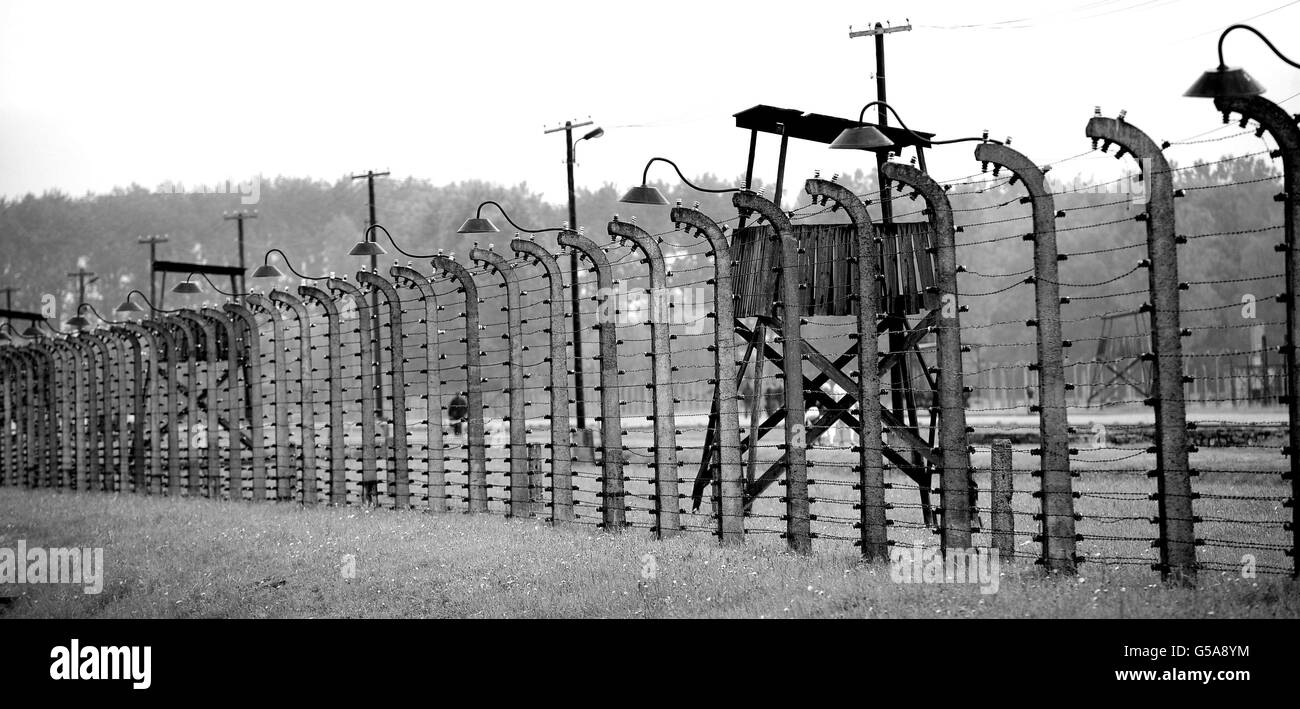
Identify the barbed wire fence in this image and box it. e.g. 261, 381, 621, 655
1, 101, 1297, 584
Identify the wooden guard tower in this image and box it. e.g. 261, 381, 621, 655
693, 104, 955, 529
1086, 308, 1152, 407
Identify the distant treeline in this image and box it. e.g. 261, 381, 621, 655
0, 154, 1283, 367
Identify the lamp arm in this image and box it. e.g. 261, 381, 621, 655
363, 224, 438, 259
1219, 24, 1300, 70
476, 201, 563, 234
641, 157, 738, 194
124, 289, 184, 313
929, 135, 1003, 146
858, 101, 914, 132
77, 302, 127, 325
186, 272, 243, 297
265, 248, 328, 280
33, 319, 59, 335
857, 100, 1002, 147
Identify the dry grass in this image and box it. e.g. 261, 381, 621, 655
1, 487, 1296, 619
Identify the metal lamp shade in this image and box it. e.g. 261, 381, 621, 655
457, 217, 500, 234
829, 125, 895, 151
252, 264, 283, 278
1184, 66, 1266, 98
619, 185, 669, 206
172, 280, 202, 294
115, 300, 143, 314
348, 240, 387, 257
65, 315, 90, 330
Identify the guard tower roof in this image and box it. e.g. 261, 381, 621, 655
733, 104, 934, 150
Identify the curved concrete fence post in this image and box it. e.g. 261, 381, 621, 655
358, 270, 411, 510
1086, 114, 1192, 584
391, 265, 446, 513
668, 206, 745, 544
509, 240, 573, 523
159, 317, 198, 494
327, 277, 381, 506
28, 345, 58, 488
82, 332, 116, 492
270, 288, 319, 504
224, 303, 268, 501
141, 320, 181, 496
248, 293, 294, 501
880, 161, 973, 555
1213, 95, 1300, 579
608, 218, 681, 538
16, 350, 39, 487
556, 229, 626, 530
975, 142, 1078, 574
60, 338, 90, 490
174, 312, 220, 497
163, 316, 201, 496
119, 323, 161, 493
0, 351, 23, 487
470, 247, 530, 517
804, 178, 887, 562
429, 256, 488, 514
42, 341, 73, 489
300, 285, 347, 504
13, 350, 38, 488
99, 330, 132, 492
199, 308, 241, 499
0, 352, 14, 486
731, 190, 811, 553
111, 326, 148, 493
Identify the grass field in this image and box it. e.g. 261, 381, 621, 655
1, 487, 1297, 618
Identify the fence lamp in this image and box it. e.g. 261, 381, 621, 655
172, 272, 245, 297
66, 302, 128, 330
114, 290, 182, 315
20, 319, 57, 338
64, 311, 92, 331
619, 157, 742, 206
830, 101, 1000, 151
457, 201, 566, 235
349, 224, 445, 259
347, 222, 388, 257
1185, 24, 1299, 98
0, 321, 27, 343
252, 248, 329, 280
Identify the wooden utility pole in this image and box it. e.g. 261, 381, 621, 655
66, 267, 98, 330
852, 21, 919, 521
350, 169, 390, 419
137, 234, 169, 308
544, 118, 594, 444
0, 286, 15, 335
849, 20, 912, 224
222, 210, 258, 296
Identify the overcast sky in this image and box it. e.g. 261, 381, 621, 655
1, 0, 1298, 209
